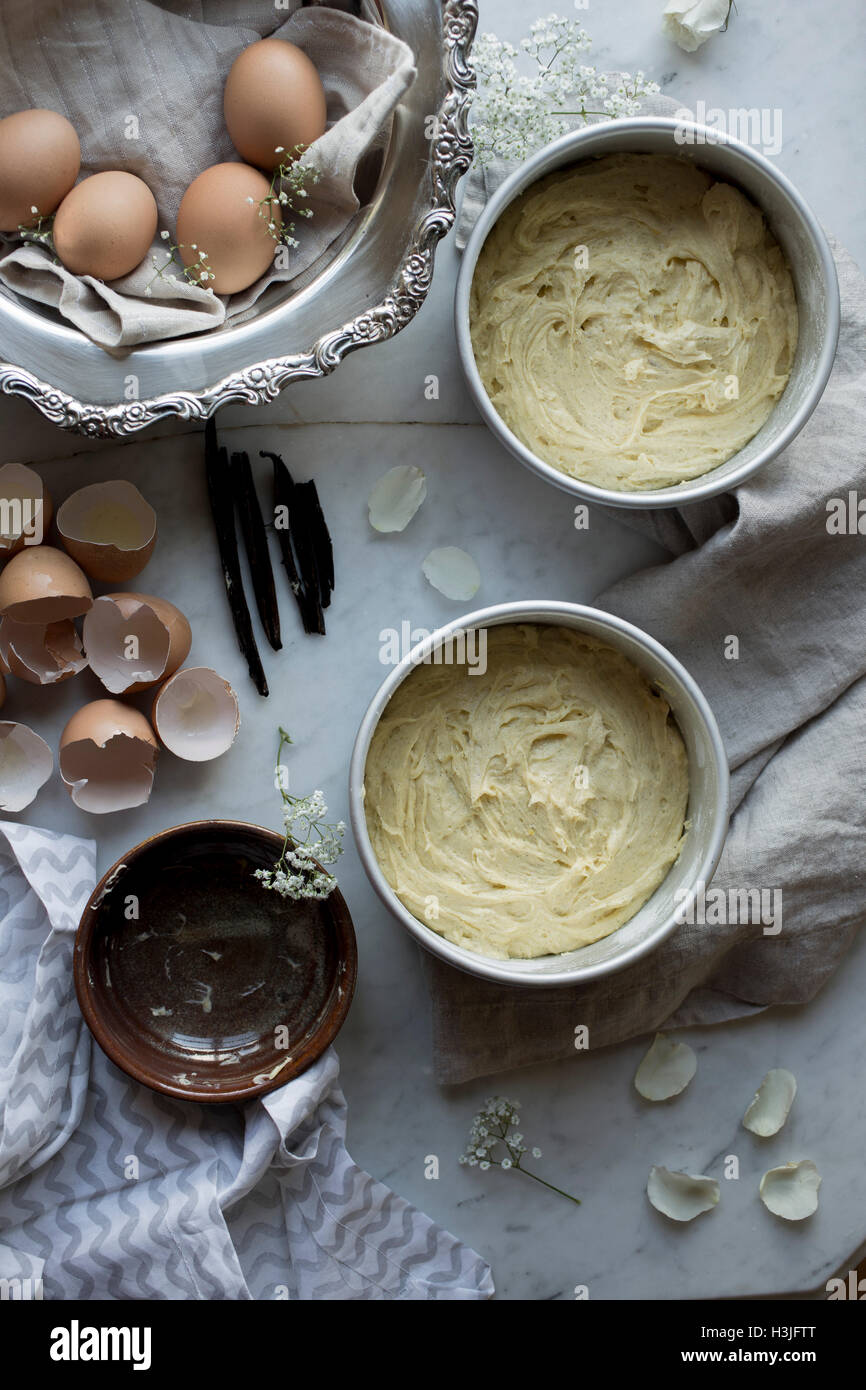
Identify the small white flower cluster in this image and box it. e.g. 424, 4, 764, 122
144, 234, 216, 297
18, 206, 54, 246
459, 1095, 579, 1204
460, 1097, 542, 1170
470, 14, 660, 167
254, 147, 319, 250
256, 757, 346, 901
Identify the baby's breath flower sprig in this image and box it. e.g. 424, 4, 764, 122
17, 207, 55, 247
470, 13, 660, 168
143, 230, 216, 298
254, 726, 345, 901
246, 145, 320, 249
459, 1096, 581, 1206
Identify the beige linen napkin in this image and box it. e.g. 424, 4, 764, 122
0, 0, 415, 350
429, 110, 866, 1082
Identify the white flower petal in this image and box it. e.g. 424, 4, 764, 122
422, 547, 481, 601
634, 1033, 697, 1101
759, 1161, 821, 1221
743, 1069, 797, 1137
368, 465, 427, 533
647, 1166, 719, 1222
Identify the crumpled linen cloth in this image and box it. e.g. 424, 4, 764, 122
0, 823, 492, 1299
428, 95, 866, 1084
0, 0, 415, 350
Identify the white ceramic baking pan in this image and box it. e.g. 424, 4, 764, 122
455, 118, 840, 510
349, 600, 730, 987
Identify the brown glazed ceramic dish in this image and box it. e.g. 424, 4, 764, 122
74, 819, 357, 1103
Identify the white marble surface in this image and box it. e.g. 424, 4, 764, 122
1, 0, 865, 1299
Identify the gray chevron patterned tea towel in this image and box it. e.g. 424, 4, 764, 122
0, 823, 492, 1300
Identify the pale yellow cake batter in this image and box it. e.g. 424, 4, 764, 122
470, 153, 799, 491
363, 624, 690, 960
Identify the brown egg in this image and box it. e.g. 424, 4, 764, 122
224, 39, 326, 170
176, 163, 280, 295
56, 479, 156, 582
0, 462, 52, 557
83, 593, 191, 695
0, 544, 92, 624
0, 616, 87, 686
0, 109, 80, 232
60, 699, 158, 814
53, 171, 158, 281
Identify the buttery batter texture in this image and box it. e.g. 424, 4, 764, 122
470, 153, 799, 491
364, 624, 690, 960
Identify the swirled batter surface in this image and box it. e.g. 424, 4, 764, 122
470, 153, 798, 491
364, 624, 689, 960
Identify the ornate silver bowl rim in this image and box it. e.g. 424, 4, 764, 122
0, 0, 478, 438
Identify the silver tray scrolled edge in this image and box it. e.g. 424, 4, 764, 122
0, 0, 478, 439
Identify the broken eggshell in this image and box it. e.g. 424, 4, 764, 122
0, 545, 92, 624
0, 616, 87, 685
0, 721, 53, 811
152, 666, 240, 762
57, 480, 156, 583
743, 1068, 797, 1138
759, 1160, 821, 1221
368, 465, 427, 533
634, 1033, 697, 1101
647, 1166, 720, 1222
59, 700, 158, 814
0, 462, 52, 556
83, 593, 191, 696
422, 546, 481, 601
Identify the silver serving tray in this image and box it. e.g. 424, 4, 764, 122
0, 0, 477, 438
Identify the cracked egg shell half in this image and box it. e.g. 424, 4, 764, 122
0, 545, 92, 624
0, 463, 52, 557
56, 480, 156, 583
60, 700, 158, 814
153, 666, 240, 762
83, 593, 191, 696
0, 616, 86, 685
0, 720, 53, 811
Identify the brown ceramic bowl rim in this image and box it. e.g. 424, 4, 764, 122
74, 818, 358, 1104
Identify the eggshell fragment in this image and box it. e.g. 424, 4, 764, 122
59, 700, 158, 814
0, 616, 86, 685
759, 1161, 821, 1221
53, 171, 158, 281
743, 1068, 797, 1138
56, 480, 156, 582
223, 39, 327, 169
83, 594, 191, 696
0, 463, 52, 556
0, 109, 80, 232
153, 667, 240, 762
176, 162, 280, 295
368, 465, 427, 533
647, 1166, 720, 1222
422, 547, 481, 601
634, 1033, 697, 1101
0, 545, 92, 624
0, 721, 52, 811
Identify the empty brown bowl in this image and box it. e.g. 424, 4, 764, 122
74, 819, 357, 1103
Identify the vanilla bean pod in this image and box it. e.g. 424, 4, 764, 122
291, 481, 326, 635
231, 451, 281, 651
262, 450, 328, 635
205, 419, 268, 696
